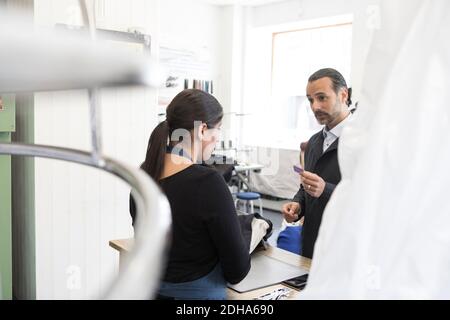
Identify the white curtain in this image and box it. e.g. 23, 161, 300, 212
301, 0, 450, 299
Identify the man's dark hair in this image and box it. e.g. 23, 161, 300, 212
308, 68, 352, 106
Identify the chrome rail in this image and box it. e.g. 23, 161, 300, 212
0, 3, 171, 299
0, 142, 171, 299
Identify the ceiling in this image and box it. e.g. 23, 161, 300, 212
199, 0, 288, 7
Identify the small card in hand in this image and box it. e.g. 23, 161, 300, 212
293, 165, 304, 174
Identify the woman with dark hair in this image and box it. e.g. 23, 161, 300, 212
130, 89, 267, 300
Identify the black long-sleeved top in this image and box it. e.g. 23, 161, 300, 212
130, 165, 250, 284
293, 131, 341, 259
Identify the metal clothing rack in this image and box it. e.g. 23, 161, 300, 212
55, 24, 152, 53
0, 4, 170, 300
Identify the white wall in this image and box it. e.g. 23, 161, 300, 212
159, 0, 241, 142
25, 0, 160, 299
219, 5, 248, 147
159, 0, 222, 95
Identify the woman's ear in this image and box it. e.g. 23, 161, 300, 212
197, 123, 207, 140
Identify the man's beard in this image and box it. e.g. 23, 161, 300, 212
314, 102, 341, 125
314, 111, 331, 124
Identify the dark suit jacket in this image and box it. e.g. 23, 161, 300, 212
293, 130, 341, 259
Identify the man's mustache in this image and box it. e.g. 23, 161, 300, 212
314, 111, 329, 118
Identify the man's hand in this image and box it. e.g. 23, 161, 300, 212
301, 171, 326, 198
281, 202, 300, 223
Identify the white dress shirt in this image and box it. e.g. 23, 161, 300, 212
322, 113, 352, 152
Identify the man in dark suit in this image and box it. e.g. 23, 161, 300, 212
281, 68, 353, 259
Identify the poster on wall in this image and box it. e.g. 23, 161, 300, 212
158, 45, 212, 119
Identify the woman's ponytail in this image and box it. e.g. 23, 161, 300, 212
141, 120, 170, 182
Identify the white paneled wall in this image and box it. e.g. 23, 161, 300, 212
30, 0, 160, 299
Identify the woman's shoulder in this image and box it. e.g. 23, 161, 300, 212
169, 165, 228, 202
179, 165, 227, 194
163, 164, 223, 184
190, 164, 224, 182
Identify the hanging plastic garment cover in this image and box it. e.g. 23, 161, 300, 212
301, 0, 450, 299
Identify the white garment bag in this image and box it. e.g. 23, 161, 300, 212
302, 0, 450, 299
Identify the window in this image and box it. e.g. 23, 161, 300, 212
241, 17, 353, 150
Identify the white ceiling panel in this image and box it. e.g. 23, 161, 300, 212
199, 0, 288, 7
